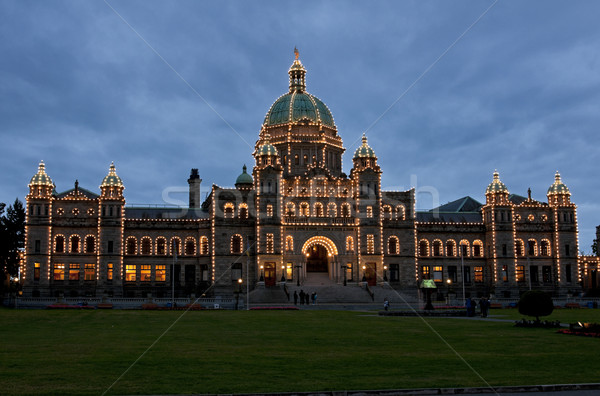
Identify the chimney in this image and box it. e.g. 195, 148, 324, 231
188, 169, 202, 209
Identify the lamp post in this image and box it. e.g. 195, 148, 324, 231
341, 264, 347, 286
383, 265, 388, 282
362, 265, 367, 282
281, 265, 286, 282
460, 245, 466, 306
446, 278, 452, 305
235, 278, 242, 310
259, 265, 264, 282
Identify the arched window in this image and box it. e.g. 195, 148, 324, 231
341, 203, 351, 217
55, 235, 65, 253
156, 237, 166, 255
239, 203, 248, 219
473, 240, 483, 257
540, 239, 551, 256
200, 236, 209, 255
141, 237, 152, 255
285, 236, 294, 252
396, 205, 406, 220
346, 236, 354, 252
382, 205, 392, 220
528, 239, 537, 256
224, 202, 235, 219
299, 202, 309, 217
366, 206, 373, 218
314, 202, 324, 217
286, 202, 296, 216
185, 237, 196, 256
170, 237, 182, 256
327, 202, 337, 217
432, 239, 443, 257
85, 235, 95, 253
419, 239, 429, 257
126, 237, 137, 255
446, 240, 456, 257
231, 234, 243, 254
69, 235, 80, 254
459, 240, 470, 257
388, 236, 400, 255
515, 239, 524, 257
266, 204, 273, 217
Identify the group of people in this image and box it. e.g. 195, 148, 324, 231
465, 296, 490, 317
294, 290, 317, 305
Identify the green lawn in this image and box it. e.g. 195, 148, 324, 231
0, 308, 599, 395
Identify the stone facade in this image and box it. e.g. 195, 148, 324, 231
22, 54, 582, 299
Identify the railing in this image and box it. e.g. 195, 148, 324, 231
283, 216, 356, 225
283, 283, 290, 301
365, 283, 375, 301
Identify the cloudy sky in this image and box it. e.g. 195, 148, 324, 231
1, 1, 599, 251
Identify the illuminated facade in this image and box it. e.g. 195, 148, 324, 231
22, 53, 582, 299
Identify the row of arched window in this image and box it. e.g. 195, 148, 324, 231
286, 202, 352, 217
53, 234, 95, 254
515, 239, 552, 257
125, 236, 209, 256
419, 239, 484, 258
223, 203, 250, 219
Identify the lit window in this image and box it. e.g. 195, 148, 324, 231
125, 265, 136, 282
84, 264, 95, 281
422, 265, 430, 279
346, 236, 354, 252
53, 263, 65, 281
69, 263, 80, 281
367, 235, 375, 254
34, 262, 41, 281
314, 203, 324, 217
155, 265, 166, 281
107, 263, 113, 281
515, 239, 524, 257
141, 265, 151, 282
300, 202, 309, 217
502, 265, 508, 282
266, 204, 273, 217
285, 236, 294, 252
266, 234, 274, 253
366, 206, 373, 218
474, 266, 483, 282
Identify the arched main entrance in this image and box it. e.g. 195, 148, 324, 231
301, 236, 339, 279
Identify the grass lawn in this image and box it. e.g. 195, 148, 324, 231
1, 308, 599, 395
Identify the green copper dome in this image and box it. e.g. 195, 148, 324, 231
353, 134, 376, 159
29, 161, 54, 187
257, 133, 279, 157
235, 165, 253, 185
485, 171, 509, 195
547, 171, 570, 195
263, 54, 335, 128
101, 162, 124, 188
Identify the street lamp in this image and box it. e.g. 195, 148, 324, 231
281, 265, 286, 282
341, 264, 347, 286
259, 265, 264, 282
446, 278, 452, 305
235, 278, 243, 310
383, 265, 388, 281
362, 265, 366, 282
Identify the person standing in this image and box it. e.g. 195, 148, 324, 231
299, 290, 305, 305
293, 290, 298, 305
466, 297, 472, 317
384, 298, 389, 311
314, 292, 318, 305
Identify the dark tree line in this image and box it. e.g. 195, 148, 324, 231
0, 199, 26, 299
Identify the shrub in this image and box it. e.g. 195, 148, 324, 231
518, 290, 554, 321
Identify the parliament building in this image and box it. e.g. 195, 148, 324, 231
22, 53, 582, 300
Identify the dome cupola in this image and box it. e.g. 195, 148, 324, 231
485, 170, 510, 205
547, 171, 571, 206
100, 162, 124, 199
353, 134, 376, 159
235, 164, 254, 189
28, 160, 54, 198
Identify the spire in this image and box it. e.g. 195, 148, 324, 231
289, 47, 306, 93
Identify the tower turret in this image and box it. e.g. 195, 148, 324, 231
547, 171, 571, 206
485, 170, 509, 205
28, 161, 54, 198
100, 162, 124, 199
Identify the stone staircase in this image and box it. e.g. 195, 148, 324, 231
248, 273, 420, 308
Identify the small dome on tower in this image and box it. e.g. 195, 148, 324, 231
485, 171, 509, 195
547, 171, 570, 196
235, 165, 253, 185
257, 133, 279, 157
353, 134, 376, 159
101, 162, 124, 188
29, 161, 54, 187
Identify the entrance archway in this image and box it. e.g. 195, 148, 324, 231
306, 245, 328, 272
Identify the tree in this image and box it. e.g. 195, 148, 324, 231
592, 238, 599, 256
518, 290, 554, 321
0, 199, 26, 299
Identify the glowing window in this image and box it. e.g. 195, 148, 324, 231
84, 264, 95, 281
125, 265, 136, 282
474, 266, 483, 282
141, 265, 151, 282
53, 263, 64, 281
200, 236, 209, 255
69, 263, 79, 281
346, 236, 354, 252
266, 234, 274, 253
366, 206, 373, 218
285, 236, 294, 252
367, 235, 375, 254
266, 204, 273, 217
34, 262, 41, 281
516, 265, 525, 282
314, 202, 324, 217
433, 266, 443, 282
155, 265, 166, 282
107, 263, 113, 281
